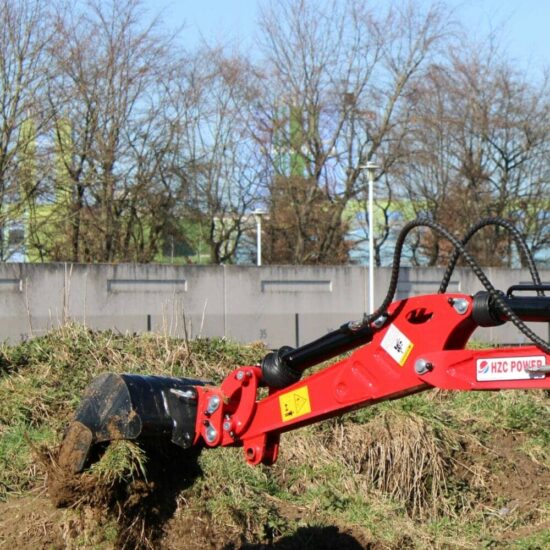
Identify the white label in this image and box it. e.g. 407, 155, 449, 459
381, 324, 414, 367
476, 356, 546, 381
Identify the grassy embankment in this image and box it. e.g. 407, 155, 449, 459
0, 325, 548, 549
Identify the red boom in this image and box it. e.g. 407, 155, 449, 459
194, 293, 550, 466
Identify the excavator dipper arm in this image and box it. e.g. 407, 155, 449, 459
58, 217, 550, 473
60, 287, 550, 473
194, 292, 550, 466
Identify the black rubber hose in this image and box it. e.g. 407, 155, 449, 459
261, 323, 374, 388
439, 217, 543, 295
363, 218, 550, 355
261, 217, 549, 385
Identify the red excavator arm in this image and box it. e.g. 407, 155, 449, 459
58, 218, 550, 473
193, 291, 550, 466
60, 287, 550, 473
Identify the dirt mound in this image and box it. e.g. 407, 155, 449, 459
458, 431, 550, 516
42, 441, 203, 549
1, 327, 549, 548
2, 419, 549, 549
42, 423, 550, 549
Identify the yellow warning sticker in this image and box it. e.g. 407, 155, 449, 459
279, 386, 311, 422
380, 323, 414, 367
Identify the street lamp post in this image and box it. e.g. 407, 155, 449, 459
364, 161, 378, 314
253, 209, 267, 266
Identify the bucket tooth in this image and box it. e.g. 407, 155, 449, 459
58, 421, 94, 473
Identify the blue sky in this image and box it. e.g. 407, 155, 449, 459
146, 0, 549, 70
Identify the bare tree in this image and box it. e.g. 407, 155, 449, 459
402, 45, 550, 266
254, 0, 450, 264
46, 0, 179, 262
0, 0, 52, 260
167, 47, 265, 264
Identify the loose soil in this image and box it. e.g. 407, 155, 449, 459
0, 496, 65, 549
1, 430, 547, 549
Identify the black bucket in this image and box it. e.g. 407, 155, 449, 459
59, 373, 206, 473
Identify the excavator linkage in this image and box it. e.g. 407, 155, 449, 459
58, 218, 550, 473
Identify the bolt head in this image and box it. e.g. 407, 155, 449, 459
452, 298, 469, 315
236, 371, 244, 380
415, 358, 433, 375
207, 394, 221, 414
373, 314, 388, 329
205, 425, 218, 443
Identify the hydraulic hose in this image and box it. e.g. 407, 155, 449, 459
261, 217, 550, 389
439, 217, 543, 295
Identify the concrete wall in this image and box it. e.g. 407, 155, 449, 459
0, 263, 548, 347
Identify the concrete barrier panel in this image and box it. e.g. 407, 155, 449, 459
0, 263, 547, 347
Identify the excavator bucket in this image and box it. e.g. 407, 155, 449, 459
58, 372, 206, 473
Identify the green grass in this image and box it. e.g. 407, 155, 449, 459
508, 529, 550, 550
0, 325, 548, 548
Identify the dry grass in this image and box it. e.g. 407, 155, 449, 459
331, 412, 458, 518
280, 411, 459, 519
1, 324, 549, 549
